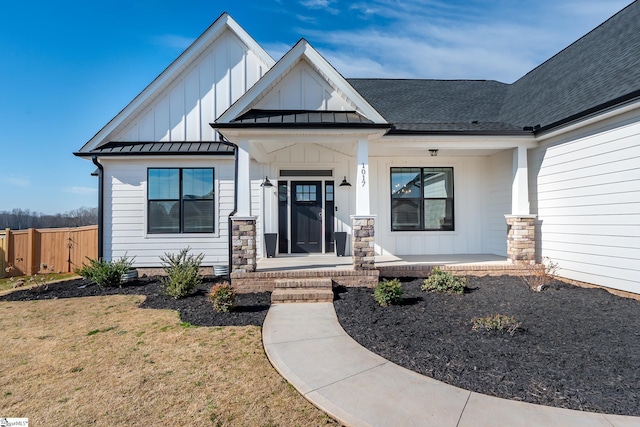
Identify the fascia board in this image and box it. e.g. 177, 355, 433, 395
379, 134, 538, 149
79, 13, 274, 153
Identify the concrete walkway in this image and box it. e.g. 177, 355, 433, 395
262, 303, 640, 427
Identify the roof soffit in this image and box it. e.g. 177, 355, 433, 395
216, 40, 387, 125
79, 13, 275, 153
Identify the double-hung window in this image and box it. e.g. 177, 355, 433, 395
147, 168, 214, 234
391, 167, 454, 231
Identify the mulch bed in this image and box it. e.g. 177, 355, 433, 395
0, 276, 270, 327
334, 276, 640, 416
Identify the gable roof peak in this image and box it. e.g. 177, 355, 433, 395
79, 13, 274, 153
216, 37, 387, 124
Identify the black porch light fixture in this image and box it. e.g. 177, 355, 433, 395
339, 176, 351, 187
260, 176, 273, 187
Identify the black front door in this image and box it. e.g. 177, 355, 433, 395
291, 181, 322, 253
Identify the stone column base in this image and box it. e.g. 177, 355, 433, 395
351, 215, 376, 270
505, 215, 536, 265
231, 216, 257, 273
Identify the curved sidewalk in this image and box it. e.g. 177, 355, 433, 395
262, 303, 639, 427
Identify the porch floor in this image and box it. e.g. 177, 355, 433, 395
256, 253, 509, 272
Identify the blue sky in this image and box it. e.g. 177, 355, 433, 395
0, 0, 631, 214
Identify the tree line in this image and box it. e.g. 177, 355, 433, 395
0, 207, 98, 230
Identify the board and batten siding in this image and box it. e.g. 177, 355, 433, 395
102, 158, 235, 267
254, 60, 358, 111
530, 109, 640, 293
483, 150, 512, 256
113, 30, 269, 143
372, 155, 507, 256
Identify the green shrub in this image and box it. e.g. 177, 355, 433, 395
76, 256, 134, 288
374, 278, 403, 307
471, 314, 521, 335
160, 247, 204, 299
209, 282, 236, 313
422, 267, 467, 294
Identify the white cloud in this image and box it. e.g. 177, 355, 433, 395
64, 186, 98, 195
153, 34, 195, 50
300, 0, 339, 15
295, 0, 631, 82
4, 175, 31, 188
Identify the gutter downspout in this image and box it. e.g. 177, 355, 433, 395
220, 138, 238, 284
91, 155, 104, 260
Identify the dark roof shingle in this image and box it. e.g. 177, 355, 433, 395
348, 1, 640, 134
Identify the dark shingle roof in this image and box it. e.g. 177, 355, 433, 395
348, 1, 640, 134
348, 79, 519, 133
501, 0, 640, 130
76, 141, 235, 156
216, 109, 388, 128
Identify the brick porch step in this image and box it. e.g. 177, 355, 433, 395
271, 277, 334, 303
274, 278, 333, 289
271, 288, 334, 303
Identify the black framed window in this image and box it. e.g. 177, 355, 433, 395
148, 168, 214, 233
391, 167, 454, 231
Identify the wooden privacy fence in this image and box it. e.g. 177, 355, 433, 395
0, 225, 98, 278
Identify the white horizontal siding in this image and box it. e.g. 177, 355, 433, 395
533, 112, 640, 293
102, 158, 235, 267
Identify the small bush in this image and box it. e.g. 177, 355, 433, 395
471, 314, 521, 335
209, 282, 236, 313
374, 278, 403, 307
76, 256, 134, 288
521, 257, 558, 292
160, 247, 204, 299
422, 267, 467, 294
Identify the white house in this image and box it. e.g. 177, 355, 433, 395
76, 3, 640, 294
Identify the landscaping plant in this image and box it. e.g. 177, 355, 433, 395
521, 257, 558, 292
471, 314, 521, 335
209, 281, 236, 313
422, 266, 467, 294
76, 255, 134, 288
374, 278, 403, 306
160, 247, 204, 299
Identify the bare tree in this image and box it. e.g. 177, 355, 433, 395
0, 207, 97, 230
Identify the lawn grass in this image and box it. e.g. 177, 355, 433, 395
0, 295, 338, 426
0, 272, 78, 293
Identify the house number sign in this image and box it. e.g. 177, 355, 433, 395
361, 163, 366, 186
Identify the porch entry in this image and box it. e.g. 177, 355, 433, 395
277, 175, 335, 254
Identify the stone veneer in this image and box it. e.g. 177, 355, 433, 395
231, 217, 257, 273
352, 216, 375, 270
505, 215, 536, 265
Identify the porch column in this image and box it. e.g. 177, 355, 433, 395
351, 139, 375, 270
236, 140, 252, 217
512, 145, 531, 215
351, 215, 376, 270
231, 217, 257, 273
232, 139, 257, 273
506, 145, 536, 265
355, 139, 370, 215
